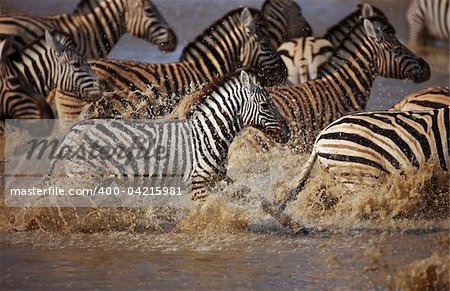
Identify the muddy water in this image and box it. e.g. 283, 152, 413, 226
1, 0, 449, 289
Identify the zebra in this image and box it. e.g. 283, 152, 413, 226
56, 7, 287, 119
390, 87, 450, 111
277, 37, 334, 84
263, 107, 449, 226
49, 70, 290, 201
260, 0, 312, 49
254, 16, 430, 152
407, 0, 450, 46
324, 3, 389, 47
1, 30, 100, 122
277, 4, 388, 85
0, 0, 177, 58
0, 40, 54, 132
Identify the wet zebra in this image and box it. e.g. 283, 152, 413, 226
264, 107, 450, 224
407, 0, 450, 46
278, 4, 388, 84
390, 87, 450, 111
50, 70, 290, 201
0, 0, 177, 58
57, 8, 287, 119
1, 31, 100, 122
260, 16, 430, 151
260, 0, 312, 48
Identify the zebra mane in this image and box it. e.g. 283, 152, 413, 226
315, 15, 392, 78
73, 0, 103, 15
323, 4, 392, 40
7, 30, 77, 63
167, 69, 258, 120
181, 7, 263, 57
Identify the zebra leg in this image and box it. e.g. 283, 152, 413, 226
261, 149, 317, 231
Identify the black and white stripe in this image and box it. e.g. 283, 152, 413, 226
278, 4, 388, 84
407, 0, 450, 46
390, 87, 450, 111
263, 16, 430, 150
8, 31, 101, 103
265, 107, 449, 221
50, 70, 290, 201
57, 8, 286, 119
277, 37, 334, 84
260, 0, 312, 48
1, 44, 54, 131
0, 0, 177, 58
1, 31, 99, 123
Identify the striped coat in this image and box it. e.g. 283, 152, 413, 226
407, 0, 450, 46
390, 87, 450, 111
57, 8, 287, 119
50, 70, 289, 201
0, 0, 177, 58
262, 17, 430, 151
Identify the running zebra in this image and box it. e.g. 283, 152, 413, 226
50, 70, 290, 201
407, 0, 450, 46
57, 8, 287, 119
0, 0, 177, 58
390, 87, 450, 111
260, 0, 312, 48
261, 16, 430, 151
264, 107, 450, 223
1, 31, 100, 121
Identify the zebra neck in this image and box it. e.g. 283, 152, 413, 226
181, 19, 244, 78
318, 40, 377, 110
190, 92, 245, 170
49, 0, 126, 58
10, 43, 56, 97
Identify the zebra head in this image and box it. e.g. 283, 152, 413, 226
125, 0, 177, 52
261, 0, 313, 48
239, 70, 290, 144
363, 18, 431, 83
239, 8, 287, 86
45, 31, 101, 101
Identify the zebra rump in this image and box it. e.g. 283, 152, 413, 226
390, 87, 450, 111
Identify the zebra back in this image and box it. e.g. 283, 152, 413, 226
260, 0, 312, 48
179, 7, 287, 86
0, 0, 177, 58
314, 108, 449, 183
8, 31, 101, 107
390, 87, 450, 111
407, 0, 450, 46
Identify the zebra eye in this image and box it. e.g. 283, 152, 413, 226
259, 102, 270, 110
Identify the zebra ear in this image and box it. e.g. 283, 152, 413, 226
241, 8, 256, 34
240, 70, 258, 95
364, 19, 382, 42
45, 30, 65, 57
0, 37, 14, 60
361, 3, 374, 19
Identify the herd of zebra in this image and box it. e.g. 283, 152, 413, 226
1, 0, 449, 225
